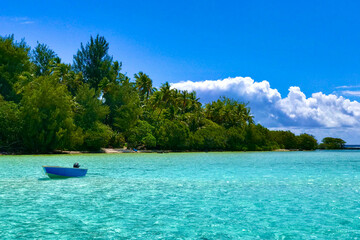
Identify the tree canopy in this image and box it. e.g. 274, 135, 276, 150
0, 34, 324, 153
0, 35, 30, 102
73, 35, 116, 90
319, 137, 346, 149
31, 42, 60, 76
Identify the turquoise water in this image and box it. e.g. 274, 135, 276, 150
1, 151, 360, 239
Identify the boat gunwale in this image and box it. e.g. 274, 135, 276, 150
42, 166, 88, 170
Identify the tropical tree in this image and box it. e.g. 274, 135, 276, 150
155, 119, 189, 150
73, 35, 115, 90
0, 34, 331, 153
134, 71, 155, 101
270, 130, 298, 149
191, 120, 226, 150
103, 77, 141, 132
205, 97, 253, 129
31, 42, 60, 76
51, 63, 84, 96
74, 84, 109, 129
0, 35, 30, 101
188, 91, 201, 112
20, 75, 79, 153
152, 82, 173, 121
245, 124, 279, 151
226, 126, 246, 150
297, 133, 318, 150
319, 137, 346, 149
0, 95, 22, 151
178, 90, 190, 113
126, 120, 156, 148
74, 84, 112, 150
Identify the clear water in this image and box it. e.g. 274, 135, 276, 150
1, 151, 360, 239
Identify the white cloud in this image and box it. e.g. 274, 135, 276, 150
0, 16, 35, 25
277, 88, 360, 127
172, 77, 281, 107
172, 77, 360, 143
341, 90, 360, 97
335, 85, 360, 89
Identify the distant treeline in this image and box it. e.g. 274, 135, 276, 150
0, 35, 339, 153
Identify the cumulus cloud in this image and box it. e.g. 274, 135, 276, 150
172, 77, 360, 143
173, 77, 281, 103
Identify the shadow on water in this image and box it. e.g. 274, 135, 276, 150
38, 177, 51, 181
38, 177, 69, 181
87, 173, 101, 176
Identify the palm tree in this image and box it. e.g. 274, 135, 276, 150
134, 72, 155, 101
188, 91, 201, 112
150, 82, 174, 122
178, 90, 189, 114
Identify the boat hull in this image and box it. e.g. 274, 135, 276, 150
43, 166, 87, 179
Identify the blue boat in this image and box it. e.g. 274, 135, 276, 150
42, 166, 88, 179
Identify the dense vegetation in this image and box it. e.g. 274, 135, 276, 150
0, 35, 320, 153
319, 137, 346, 149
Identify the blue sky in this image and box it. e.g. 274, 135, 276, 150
1, 0, 360, 143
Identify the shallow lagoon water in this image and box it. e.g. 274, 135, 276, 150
1, 151, 360, 239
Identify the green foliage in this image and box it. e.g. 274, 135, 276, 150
205, 97, 253, 129
142, 133, 156, 148
184, 111, 205, 132
145, 83, 203, 128
31, 42, 60, 76
0, 34, 334, 153
246, 124, 279, 151
156, 120, 189, 150
20, 75, 78, 153
148, 82, 173, 122
127, 120, 156, 148
74, 84, 109, 129
73, 84, 111, 150
0, 35, 30, 101
270, 130, 298, 149
73, 35, 117, 90
51, 63, 83, 95
109, 132, 126, 148
191, 120, 226, 150
297, 133, 318, 150
226, 127, 246, 150
134, 71, 155, 101
319, 137, 346, 149
0, 95, 22, 151
104, 77, 141, 132
81, 122, 113, 151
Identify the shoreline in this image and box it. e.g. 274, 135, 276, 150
0, 148, 325, 156
1, 148, 358, 156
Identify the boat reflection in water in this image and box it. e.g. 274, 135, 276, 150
43, 163, 87, 179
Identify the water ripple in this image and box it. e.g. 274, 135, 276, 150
1, 151, 360, 238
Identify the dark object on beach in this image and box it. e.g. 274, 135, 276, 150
73, 162, 80, 168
